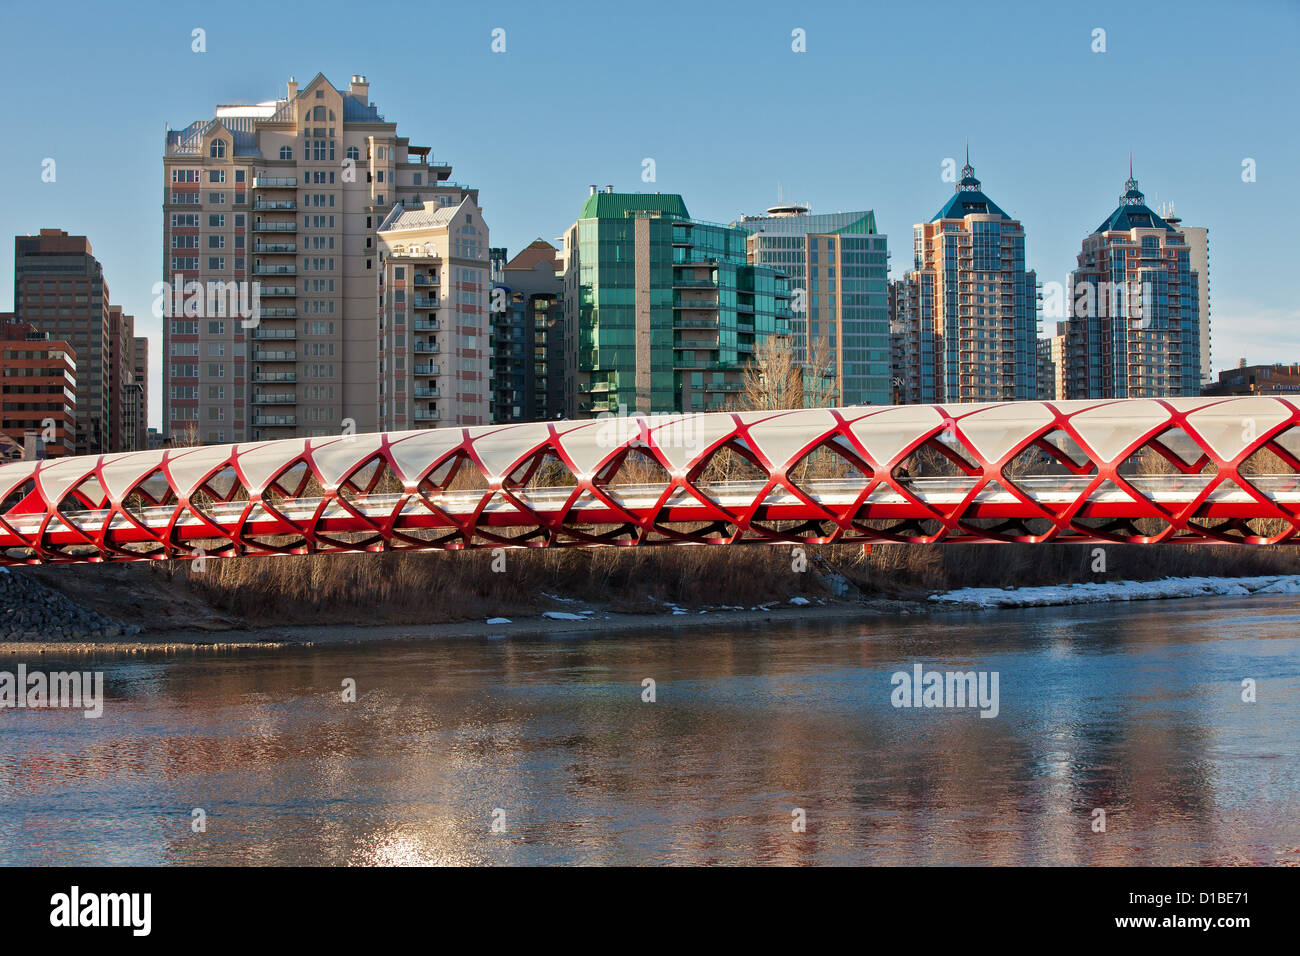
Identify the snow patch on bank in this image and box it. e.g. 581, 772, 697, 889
930, 574, 1300, 609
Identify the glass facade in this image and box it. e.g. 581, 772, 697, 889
571, 194, 790, 415
738, 210, 890, 406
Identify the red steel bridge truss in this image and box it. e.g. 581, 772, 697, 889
3, 397, 1300, 566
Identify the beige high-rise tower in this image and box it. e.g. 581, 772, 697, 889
163, 73, 479, 444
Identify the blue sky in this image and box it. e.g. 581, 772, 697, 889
1, 0, 1296, 428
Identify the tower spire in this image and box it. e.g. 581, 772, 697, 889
957, 141, 980, 192
1120, 155, 1144, 206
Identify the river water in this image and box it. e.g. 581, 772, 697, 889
2, 595, 1297, 866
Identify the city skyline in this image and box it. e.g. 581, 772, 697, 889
1, 0, 1296, 430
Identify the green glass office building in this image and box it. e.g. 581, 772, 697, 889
561, 190, 791, 416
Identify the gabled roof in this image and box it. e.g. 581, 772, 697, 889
378, 197, 470, 233
505, 239, 558, 271
166, 117, 260, 156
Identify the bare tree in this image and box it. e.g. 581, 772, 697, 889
802, 334, 839, 409
738, 333, 839, 412
169, 421, 203, 448
739, 334, 802, 411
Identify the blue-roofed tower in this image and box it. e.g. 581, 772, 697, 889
892, 152, 1039, 405
1061, 165, 1201, 399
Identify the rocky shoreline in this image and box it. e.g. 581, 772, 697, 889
0, 567, 142, 643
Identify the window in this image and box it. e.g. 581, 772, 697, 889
208, 214, 225, 227
347, 146, 359, 161
279, 146, 292, 160
209, 139, 226, 159
208, 192, 226, 204
209, 169, 226, 183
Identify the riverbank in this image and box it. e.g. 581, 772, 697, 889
4, 568, 1300, 654
5, 541, 1300, 653
0, 597, 919, 654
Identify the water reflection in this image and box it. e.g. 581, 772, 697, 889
1, 595, 1297, 865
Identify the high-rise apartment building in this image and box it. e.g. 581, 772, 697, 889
163, 72, 478, 444
13, 229, 116, 453
109, 307, 142, 451
560, 189, 792, 418
1061, 170, 1200, 399
1036, 322, 1067, 400
490, 240, 565, 423
132, 336, 149, 451
888, 276, 925, 405
1162, 211, 1211, 384
373, 198, 490, 431
892, 154, 1039, 404
1, 318, 77, 457
734, 205, 891, 406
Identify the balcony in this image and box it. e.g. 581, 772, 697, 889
252, 371, 296, 383
413, 409, 441, 422
258, 285, 297, 297
254, 242, 297, 253
257, 308, 297, 320
413, 274, 439, 287
252, 349, 296, 362
252, 415, 297, 427
413, 319, 439, 332
675, 298, 718, 311
253, 200, 297, 211
253, 327, 296, 339
253, 264, 296, 276
413, 342, 440, 354
253, 221, 297, 233
252, 393, 296, 405
413, 386, 440, 398
413, 364, 440, 376
252, 177, 297, 188
412, 296, 440, 309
